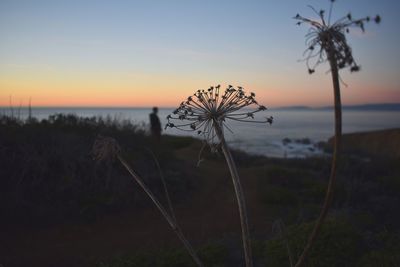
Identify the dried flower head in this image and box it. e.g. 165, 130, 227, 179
294, 0, 380, 73
165, 85, 273, 145
92, 136, 121, 161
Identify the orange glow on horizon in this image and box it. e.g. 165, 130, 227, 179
1, 68, 398, 108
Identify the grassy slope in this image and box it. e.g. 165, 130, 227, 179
328, 128, 400, 159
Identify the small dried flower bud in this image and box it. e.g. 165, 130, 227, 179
165, 122, 175, 129
350, 65, 360, 72
347, 13, 352, 20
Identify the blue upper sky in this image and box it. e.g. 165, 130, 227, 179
0, 0, 399, 107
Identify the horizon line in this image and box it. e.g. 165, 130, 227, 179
1, 102, 400, 110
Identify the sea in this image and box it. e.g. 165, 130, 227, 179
2, 107, 400, 158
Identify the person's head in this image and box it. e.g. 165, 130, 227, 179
152, 107, 158, 113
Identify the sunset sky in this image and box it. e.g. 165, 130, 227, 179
1, 0, 399, 108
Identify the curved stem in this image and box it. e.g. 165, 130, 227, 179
118, 154, 204, 267
294, 49, 342, 267
214, 123, 254, 267
146, 148, 177, 223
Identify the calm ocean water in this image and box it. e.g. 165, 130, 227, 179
2, 107, 400, 158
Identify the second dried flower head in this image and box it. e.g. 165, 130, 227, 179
294, 0, 381, 74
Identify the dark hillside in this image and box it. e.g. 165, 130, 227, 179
0, 115, 399, 266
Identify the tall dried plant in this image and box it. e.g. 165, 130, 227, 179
294, 1, 380, 266
166, 85, 273, 267
92, 136, 204, 267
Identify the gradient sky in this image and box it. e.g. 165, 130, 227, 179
1, 0, 399, 107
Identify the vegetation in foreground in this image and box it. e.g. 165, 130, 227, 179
0, 114, 399, 267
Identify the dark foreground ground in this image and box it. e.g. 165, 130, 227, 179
0, 114, 399, 267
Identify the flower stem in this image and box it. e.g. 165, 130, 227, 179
294, 47, 342, 267
214, 122, 254, 267
146, 148, 177, 223
117, 154, 204, 267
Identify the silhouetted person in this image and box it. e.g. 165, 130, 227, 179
149, 107, 161, 141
